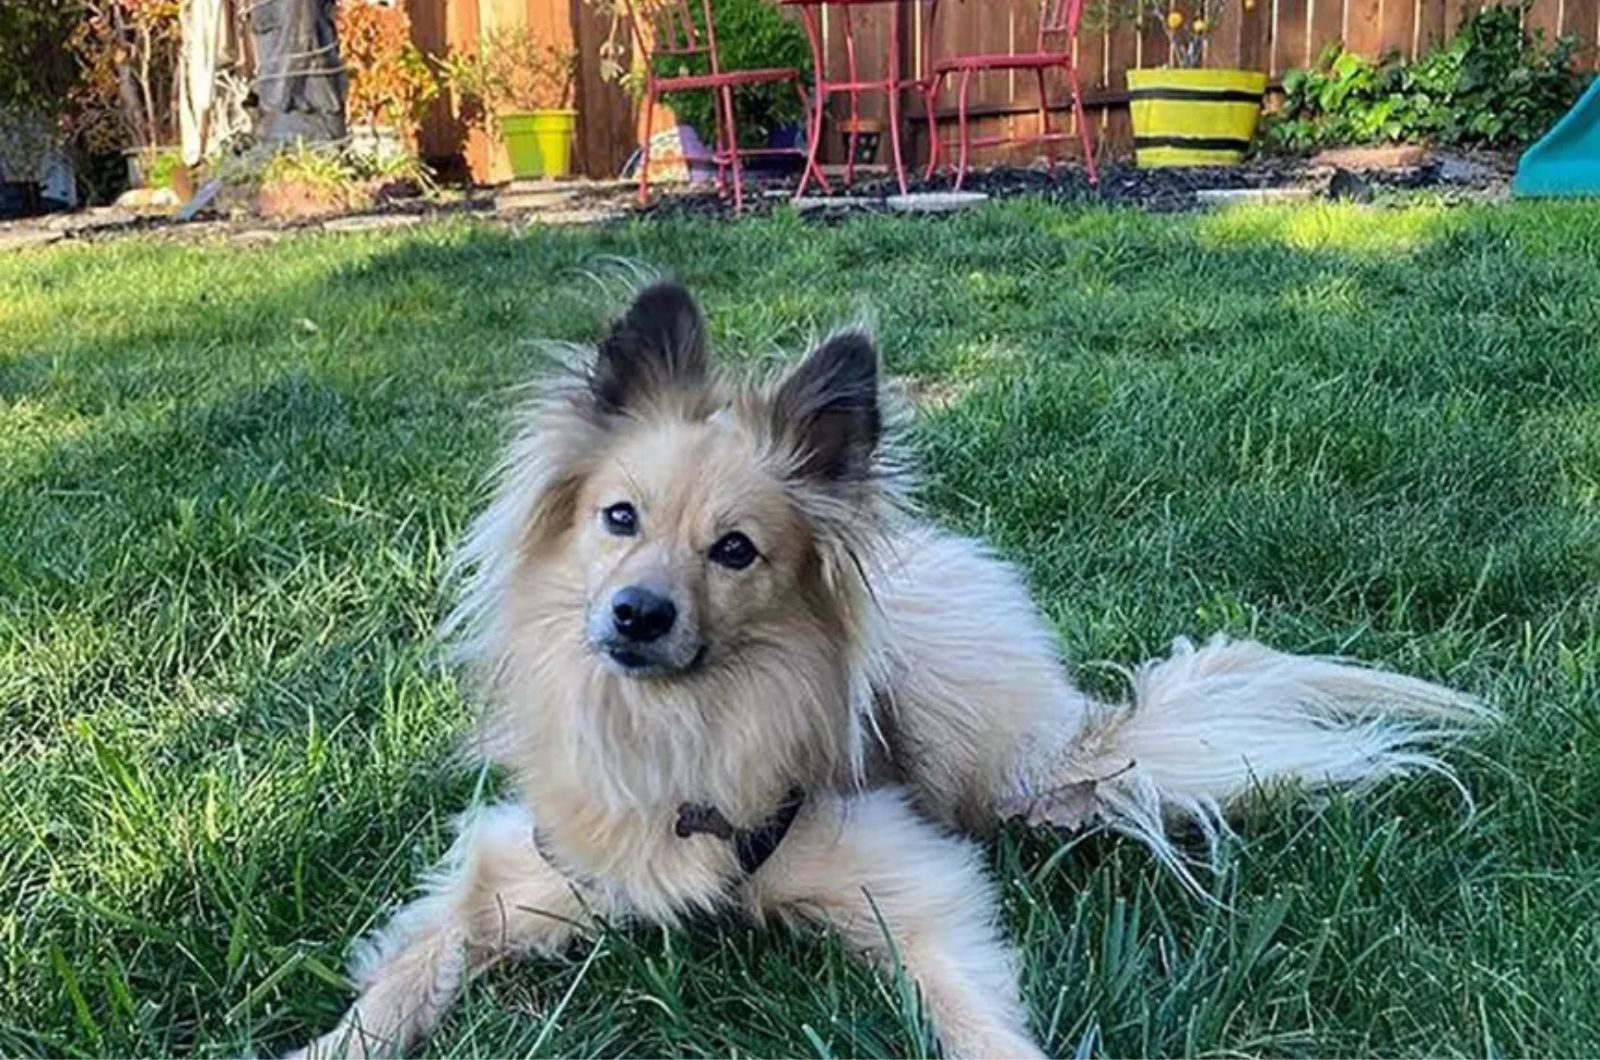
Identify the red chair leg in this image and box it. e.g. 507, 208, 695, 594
1068, 63, 1097, 185
639, 89, 657, 206
801, 80, 829, 198
793, 80, 830, 193
885, 4, 907, 196
719, 84, 745, 213
1036, 68, 1055, 175
923, 73, 944, 182
709, 87, 728, 199
844, 6, 860, 187
845, 98, 861, 187
955, 67, 974, 192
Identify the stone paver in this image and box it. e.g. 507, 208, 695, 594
1310, 145, 1430, 170
885, 191, 989, 213
1195, 186, 1317, 206
0, 228, 64, 251
322, 213, 424, 233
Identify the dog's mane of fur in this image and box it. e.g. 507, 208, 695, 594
439, 309, 913, 853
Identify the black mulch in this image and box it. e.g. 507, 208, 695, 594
640, 151, 1513, 223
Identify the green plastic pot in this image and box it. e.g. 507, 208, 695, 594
498, 110, 577, 179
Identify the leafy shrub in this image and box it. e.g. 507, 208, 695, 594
67, 0, 182, 152
230, 140, 434, 196
335, 0, 439, 143
436, 27, 576, 119
1268, 2, 1589, 151
651, 0, 811, 147
0, 0, 79, 122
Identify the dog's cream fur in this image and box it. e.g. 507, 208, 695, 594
295, 283, 1487, 1059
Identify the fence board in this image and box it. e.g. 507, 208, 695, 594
1346, 0, 1381, 53
1568, 0, 1599, 67
1138, 11, 1172, 68
1239, 0, 1271, 67
1414, 0, 1448, 51
571, 0, 636, 174
1442, 0, 1480, 39
1103, 23, 1138, 152
1525, 0, 1563, 46
1272, 0, 1311, 73
1380, 0, 1415, 55
405, 0, 461, 165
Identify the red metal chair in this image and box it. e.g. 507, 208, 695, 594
624, 0, 815, 212
922, 0, 1098, 189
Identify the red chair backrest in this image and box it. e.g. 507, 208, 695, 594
624, 0, 724, 74
1038, 0, 1084, 48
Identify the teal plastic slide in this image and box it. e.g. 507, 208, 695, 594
1513, 77, 1600, 197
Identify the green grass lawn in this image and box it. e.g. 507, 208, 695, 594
3, 199, 1598, 1059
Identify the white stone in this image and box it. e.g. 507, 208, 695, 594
1436, 154, 1498, 183
114, 186, 181, 211
494, 188, 580, 212
794, 195, 876, 211
519, 207, 626, 226
1195, 187, 1316, 206
886, 191, 988, 213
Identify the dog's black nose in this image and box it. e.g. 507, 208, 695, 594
611, 586, 677, 642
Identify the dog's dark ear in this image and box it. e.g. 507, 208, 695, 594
772, 331, 881, 483
592, 281, 709, 412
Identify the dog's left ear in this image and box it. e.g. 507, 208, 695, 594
771, 331, 881, 483
592, 281, 709, 413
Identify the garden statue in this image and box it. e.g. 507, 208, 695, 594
248, 0, 346, 143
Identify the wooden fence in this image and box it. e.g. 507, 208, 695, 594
409, 0, 1599, 177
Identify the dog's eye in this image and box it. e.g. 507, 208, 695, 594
602, 502, 638, 536
708, 531, 758, 570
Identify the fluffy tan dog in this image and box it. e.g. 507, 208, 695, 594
295, 281, 1485, 1059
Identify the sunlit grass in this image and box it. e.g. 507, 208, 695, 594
2, 200, 1598, 1058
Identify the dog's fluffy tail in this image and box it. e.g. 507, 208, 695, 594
1035, 635, 1491, 882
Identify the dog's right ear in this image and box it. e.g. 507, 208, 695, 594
591, 281, 709, 413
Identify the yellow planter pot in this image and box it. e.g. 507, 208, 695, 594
1127, 68, 1268, 168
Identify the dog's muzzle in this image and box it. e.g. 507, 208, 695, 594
592, 585, 704, 676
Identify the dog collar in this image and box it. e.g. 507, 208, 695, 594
674, 788, 806, 875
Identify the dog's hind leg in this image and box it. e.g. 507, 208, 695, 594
292, 801, 602, 1059
745, 790, 1044, 1059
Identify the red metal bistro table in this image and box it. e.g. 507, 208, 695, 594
780, 0, 942, 197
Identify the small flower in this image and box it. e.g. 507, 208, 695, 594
1192, 17, 1208, 31
1166, 8, 1185, 28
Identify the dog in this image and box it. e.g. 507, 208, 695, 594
294, 280, 1487, 1058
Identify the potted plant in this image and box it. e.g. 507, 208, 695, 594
1097, 0, 1267, 166
68, 0, 185, 190
335, 0, 439, 164
437, 28, 578, 180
